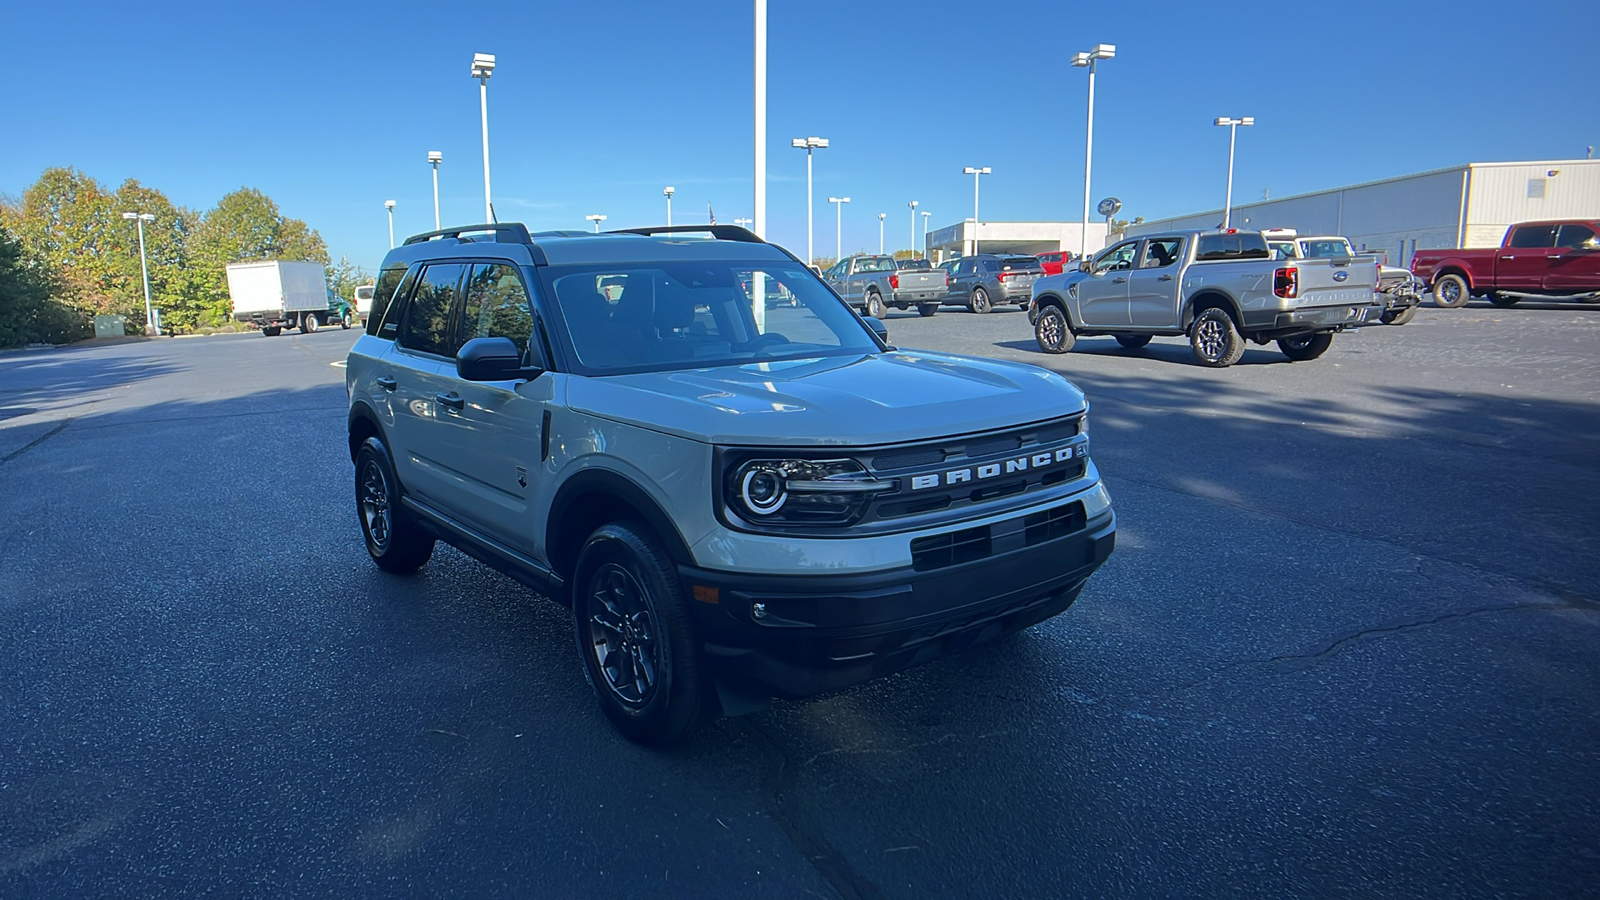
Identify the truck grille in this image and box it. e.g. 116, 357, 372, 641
911, 501, 1085, 572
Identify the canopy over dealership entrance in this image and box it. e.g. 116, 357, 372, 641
925, 220, 1109, 262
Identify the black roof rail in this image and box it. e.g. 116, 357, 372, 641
608, 225, 765, 244
402, 223, 532, 246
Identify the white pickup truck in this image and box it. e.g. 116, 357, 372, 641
1264, 229, 1421, 325
1029, 229, 1383, 367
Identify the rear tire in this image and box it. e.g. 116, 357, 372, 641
262, 326, 281, 337
1034, 305, 1075, 354
865, 291, 887, 320
1114, 334, 1152, 349
969, 287, 992, 314
1277, 332, 1334, 361
574, 521, 715, 746
355, 437, 435, 574
1381, 305, 1418, 326
302, 312, 319, 333
1189, 307, 1245, 368
1488, 292, 1519, 308
917, 303, 939, 317
1432, 274, 1470, 308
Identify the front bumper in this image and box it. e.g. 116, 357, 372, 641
679, 507, 1115, 699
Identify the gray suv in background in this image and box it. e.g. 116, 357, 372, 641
944, 254, 1045, 313
346, 223, 1116, 745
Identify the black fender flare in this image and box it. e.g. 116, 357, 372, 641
546, 468, 697, 580
347, 401, 386, 462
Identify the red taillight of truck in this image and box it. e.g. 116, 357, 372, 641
1273, 267, 1299, 298
889, 273, 899, 290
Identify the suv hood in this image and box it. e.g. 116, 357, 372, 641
565, 351, 1086, 446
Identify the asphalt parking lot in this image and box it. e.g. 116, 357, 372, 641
2, 302, 1597, 898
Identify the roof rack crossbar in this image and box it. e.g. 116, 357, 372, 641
608, 225, 764, 243
402, 223, 533, 246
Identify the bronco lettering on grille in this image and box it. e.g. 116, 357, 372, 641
909, 445, 1085, 491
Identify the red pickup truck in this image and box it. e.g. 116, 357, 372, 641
1410, 220, 1600, 308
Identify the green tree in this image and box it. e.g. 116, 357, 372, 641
1109, 216, 1145, 240
327, 255, 372, 304
0, 225, 86, 347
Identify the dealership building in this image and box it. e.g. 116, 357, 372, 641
1127, 159, 1600, 266
924, 220, 1109, 262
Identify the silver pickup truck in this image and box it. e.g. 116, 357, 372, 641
1029, 230, 1383, 367
823, 255, 948, 318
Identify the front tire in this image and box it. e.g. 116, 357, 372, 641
968, 286, 992, 314
1114, 334, 1152, 349
341, 311, 353, 329
1034, 305, 1075, 354
355, 437, 435, 573
574, 521, 714, 746
865, 291, 887, 320
1190, 307, 1245, 367
1278, 332, 1334, 361
917, 302, 939, 317
1432, 274, 1470, 308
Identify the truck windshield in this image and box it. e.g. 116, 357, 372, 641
540, 262, 879, 376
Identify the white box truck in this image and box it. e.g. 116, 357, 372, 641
227, 261, 329, 336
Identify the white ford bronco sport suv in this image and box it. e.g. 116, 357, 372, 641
347, 223, 1116, 744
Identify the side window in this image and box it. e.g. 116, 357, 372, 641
1094, 242, 1137, 274
367, 264, 411, 337
461, 263, 535, 360
399, 263, 467, 357
982, 259, 998, 273
1509, 225, 1557, 248
1141, 239, 1182, 268
1555, 224, 1596, 248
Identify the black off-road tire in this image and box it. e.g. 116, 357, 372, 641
1431, 274, 1470, 308
1034, 304, 1075, 354
917, 303, 939, 317
1277, 332, 1334, 361
1114, 334, 1152, 349
573, 520, 716, 746
1189, 307, 1245, 368
969, 286, 992, 314
1488, 292, 1519, 308
1381, 305, 1418, 326
354, 437, 435, 573
865, 291, 887, 320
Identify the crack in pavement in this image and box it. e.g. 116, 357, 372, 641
0, 418, 70, 467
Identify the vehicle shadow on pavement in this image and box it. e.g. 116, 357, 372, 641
993, 338, 1290, 366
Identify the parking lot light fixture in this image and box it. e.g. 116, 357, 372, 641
1072, 43, 1114, 258
908, 200, 918, 257
663, 186, 674, 226
1214, 116, 1254, 230
734, 217, 753, 229
121, 212, 158, 335
921, 210, 931, 257
878, 213, 886, 254
828, 196, 850, 261
586, 214, 607, 233
962, 167, 991, 255
791, 136, 829, 264
384, 200, 396, 249
427, 151, 442, 230
470, 53, 496, 223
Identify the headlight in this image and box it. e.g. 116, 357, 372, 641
728, 458, 892, 526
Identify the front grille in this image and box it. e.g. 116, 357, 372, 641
872, 447, 946, 471
910, 526, 992, 572
911, 501, 1086, 572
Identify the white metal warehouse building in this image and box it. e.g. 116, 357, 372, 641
1127, 159, 1600, 266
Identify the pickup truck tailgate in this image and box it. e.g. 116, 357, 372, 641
1290, 257, 1379, 308
893, 270, 947, 297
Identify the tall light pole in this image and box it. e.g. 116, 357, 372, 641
921, 210, 931, 258
1215, 116, 1255, 230
828, 196, 850, 261
384, 200, 396, 248
586, 214, 607, 233
962, 167, 990, 255
427, 151, 442, 230
734, 217, 753, 229
908, 200, 918, 257
754, 0, 767, 239
877, 213, 886, 254
471, 52, 496, 223
790, 136, 828, 264
1071, 43, 1115, 257
663, 186, 674, 226
121, 212, 157, 335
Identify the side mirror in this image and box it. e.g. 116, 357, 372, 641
1077, 261, 1092, 273
457, 336, 543, 382
864, 316, 890, 343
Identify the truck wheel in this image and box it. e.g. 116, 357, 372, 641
1488, 292, 1519, 308
1277, 332, 1334, 361
1114, 334, 1152, 349
355, 437, 436, 573
262, 327, 281, 337
1382, 305, 1418, 326
302, 312, 319, 333
969, 287, 992, 314
1431, 274, 1470, 308
1034, 305, 1075, 354
865, 291, 887, 320
1189, 307, 1245, 367
917, 303, 939, 317
573, 520, 715, 746
341, 311, 353, 329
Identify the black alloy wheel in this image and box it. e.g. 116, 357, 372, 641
354, 437, 435, 573
1189, 307, 1245, 367
1034, 305, 1075, 354
969, 286, 992, 314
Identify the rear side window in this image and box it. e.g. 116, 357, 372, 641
366, 264, 409, 336
981, 259, 999, 272
399, 263, 467, 357
461, 263, 536, 360
1509, 225, 1557, 248
1195, 232, 1270, 261
1555, 224, 1596, 248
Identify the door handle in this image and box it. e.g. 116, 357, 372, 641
376, 376, 397, 392
1158, 274, 1174, 281
1112, 277, 1127, 283
435, 392, 464, 411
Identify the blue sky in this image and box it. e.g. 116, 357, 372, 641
3, 0, 1596, 269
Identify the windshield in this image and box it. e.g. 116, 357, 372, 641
539, 261, 879, 375
1301, 238, 1354, 259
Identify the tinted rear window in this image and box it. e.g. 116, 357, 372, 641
1001, 257, 1042, 270
1195, 233, 1270, 261
1510, 225, 1557, 248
